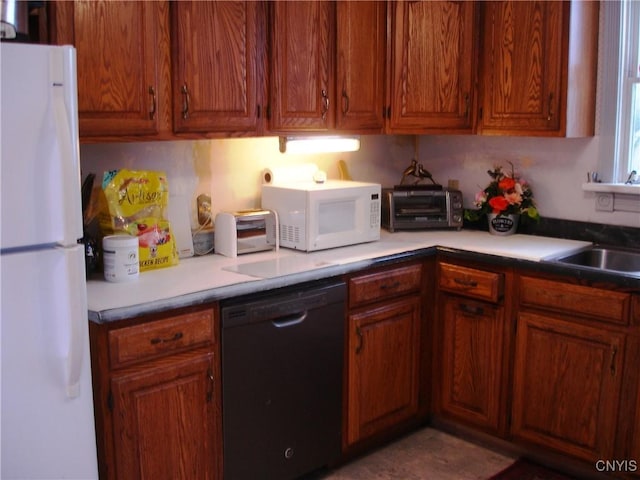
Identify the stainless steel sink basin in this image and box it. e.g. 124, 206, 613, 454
549, 247, 640, 275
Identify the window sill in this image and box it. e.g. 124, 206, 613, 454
582, 182, 640, 194
582, 183, 640, 212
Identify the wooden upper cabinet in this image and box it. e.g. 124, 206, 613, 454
49, 1, 171, 138
171, 1, 265, 135
388, 1, 478, 134
335, 1, 386, 133
479, 1, 598, 137
269, 1, 334, 132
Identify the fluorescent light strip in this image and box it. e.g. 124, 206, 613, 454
279, 136, 361, 154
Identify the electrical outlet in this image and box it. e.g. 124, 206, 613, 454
197, 194, 212, 226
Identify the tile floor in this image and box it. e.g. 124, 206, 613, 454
315, 427, 516, 480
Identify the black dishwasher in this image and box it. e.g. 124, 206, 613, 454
221, 279, 345, 480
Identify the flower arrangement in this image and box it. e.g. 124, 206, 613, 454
465, 162, 540, 222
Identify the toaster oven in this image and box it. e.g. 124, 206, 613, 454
382, 186, 463, 232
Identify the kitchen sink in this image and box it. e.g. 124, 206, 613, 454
547, 246, 640, 275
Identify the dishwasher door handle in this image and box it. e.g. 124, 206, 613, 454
272, 311, 308, 328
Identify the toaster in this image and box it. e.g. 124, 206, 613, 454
214, 209, 278, 258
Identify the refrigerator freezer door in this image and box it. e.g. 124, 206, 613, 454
1, 245, 98, 479
1, 43, 83, 250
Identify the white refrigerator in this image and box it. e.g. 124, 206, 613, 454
1, 43, 99, 479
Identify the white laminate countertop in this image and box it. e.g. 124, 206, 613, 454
87, 230, 592, 322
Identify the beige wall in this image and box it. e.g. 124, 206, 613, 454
81, 133, 639, 230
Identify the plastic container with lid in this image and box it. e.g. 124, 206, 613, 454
102, 235, 139, 282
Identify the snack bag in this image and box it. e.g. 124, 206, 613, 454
98, 169, 179, 272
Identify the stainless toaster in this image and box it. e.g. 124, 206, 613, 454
214, 209, 278, 257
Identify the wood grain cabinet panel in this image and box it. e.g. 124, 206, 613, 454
387, 0, 478, 134
335, 1, 386, 133
345, 261, 425, 448
434, 260, 509, 435
89, 306, 222, 480
108, 309, 215, 368
440, 295, 506, 433
348, 262, 422, 308
269, 1, 333, 132
438, 262, 503, 303
518, 275, 631, 326
171, 1, 264, 134
111, 352, 219, 480
50, 0, 171, 138
511, 311, 624, 462
479, 0, 598, 137
346, 296, 421, 446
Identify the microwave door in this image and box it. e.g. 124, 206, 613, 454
312, 197, 357, 250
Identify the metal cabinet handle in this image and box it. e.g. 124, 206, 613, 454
453, 277, 478, 288
181, 84, 190, 119
148, 86, 156, 120
459, 303, 484, 316
610, 345, 618, 376
547, 93, 554, 121
380, 281, 400, 290
463, 93, 470, 119
206, 368, 214, 402
355, 326, 363, 354
150, 332, 184, 345
321, 89, 329, 120
342, 89, 349, 115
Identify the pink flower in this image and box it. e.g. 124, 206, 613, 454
504, 191, 522, 205
474, 191, 487, 207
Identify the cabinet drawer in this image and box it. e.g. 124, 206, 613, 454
438, 262, 503, 303
349, 263, 422, 308
109, 309, 215, 368
518, 276, 631, 326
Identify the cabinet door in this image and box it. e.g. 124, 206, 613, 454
270, 1, 334, 132
439, 295, 506, 433
388, 1, 477, 133
346, 296, 421, 446
479, 1, 564, 135
512, 311, 624, 462
172, 1, 263, 134
335, 1, 385, 133
111, 352, 221, 480
50, 1, 170, 138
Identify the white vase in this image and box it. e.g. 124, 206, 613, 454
488, 213, 519, 236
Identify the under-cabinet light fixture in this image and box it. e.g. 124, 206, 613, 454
279, 136, 361, 154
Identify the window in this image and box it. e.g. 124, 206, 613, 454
617, 0, 640, 182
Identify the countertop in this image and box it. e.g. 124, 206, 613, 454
87, 230, 594, 323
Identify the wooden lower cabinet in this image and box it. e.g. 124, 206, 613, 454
434, 260, 509, 435
439, 295, 506, 433
344, 261, 424, 447
90, 306, 222, 480
512, 274, 635, 467
511, 311, 624, 462
346, 296, 421, 445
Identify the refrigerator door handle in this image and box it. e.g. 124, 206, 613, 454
50, 48, 83, 246
61, 246, 88, 398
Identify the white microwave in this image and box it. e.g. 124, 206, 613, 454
262, 180, 381, 251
